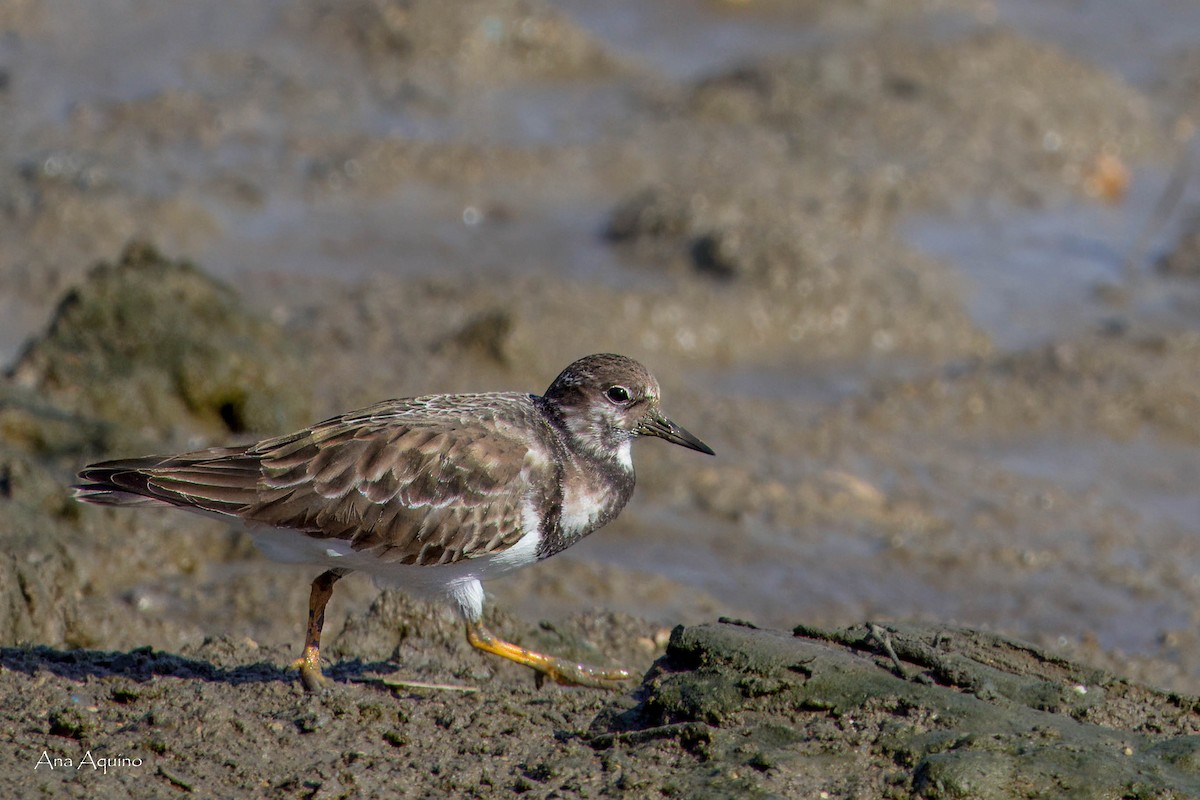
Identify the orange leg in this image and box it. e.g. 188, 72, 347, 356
290, 569, 349, 692
465, 619, 633, 689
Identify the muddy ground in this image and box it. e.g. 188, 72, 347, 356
3, 0, 1200, 797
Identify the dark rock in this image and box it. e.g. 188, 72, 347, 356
591, 620, 1200, 798
6, 241, 310, 448
606, 185, 809, 284
605, 187, 693, 242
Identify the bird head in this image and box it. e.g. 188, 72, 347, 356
543, 354, 714, 464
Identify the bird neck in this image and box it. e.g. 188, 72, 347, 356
534, 395, 634, 473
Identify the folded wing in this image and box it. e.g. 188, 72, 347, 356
75, 397, 556, 566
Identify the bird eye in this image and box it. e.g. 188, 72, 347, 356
605, 385, 631, 404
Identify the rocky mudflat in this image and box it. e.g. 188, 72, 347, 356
3, 0, 1200, 797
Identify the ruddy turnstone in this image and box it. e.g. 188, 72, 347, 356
75, 354, 714, 690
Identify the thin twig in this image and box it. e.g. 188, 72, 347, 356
866, 622, 910, 680
355, 675, 480, 693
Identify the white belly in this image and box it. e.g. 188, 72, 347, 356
252, 524, 541, 585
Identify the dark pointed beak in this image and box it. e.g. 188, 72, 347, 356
639, 413, 715, 455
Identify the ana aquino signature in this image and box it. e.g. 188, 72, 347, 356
35, 750, 143, 774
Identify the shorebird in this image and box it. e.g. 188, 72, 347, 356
75, 354, 714, 690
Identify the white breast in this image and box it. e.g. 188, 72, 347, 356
558, 485, 612, 537
557, 439, 630, 537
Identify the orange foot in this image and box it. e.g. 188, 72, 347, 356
290, 644, 328, 693
466, 620, 633, 690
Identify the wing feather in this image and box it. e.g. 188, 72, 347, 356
244, 395, 554, 564
75, 394, 556, 565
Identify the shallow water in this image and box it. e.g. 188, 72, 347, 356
905, 167, 1200, 350
991, 434, 1200, 536
195, 183, 635, 285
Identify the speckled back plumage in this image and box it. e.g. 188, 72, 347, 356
77, 393, 562, 566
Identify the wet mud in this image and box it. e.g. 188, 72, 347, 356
3, 0, 1200, 797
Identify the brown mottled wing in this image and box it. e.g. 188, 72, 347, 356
75, 394, 557, 567
241, 395, 552, 565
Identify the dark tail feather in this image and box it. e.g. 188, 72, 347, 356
72, 486, 174, 507
74, 456, 176, 507
73, 449, 261, 515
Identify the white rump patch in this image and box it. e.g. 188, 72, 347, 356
448, 577, 485, 621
